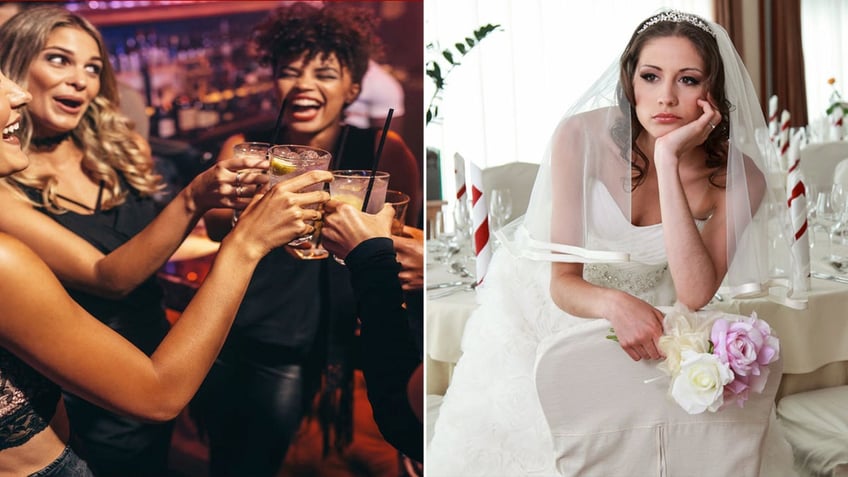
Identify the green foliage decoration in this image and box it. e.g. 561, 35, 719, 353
425, 23, 502, 125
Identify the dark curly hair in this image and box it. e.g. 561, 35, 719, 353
614, 15, 731, 189
253, 2, 383, 86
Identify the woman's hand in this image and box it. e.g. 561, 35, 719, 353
321, 201, 394, 259
229, 170, 331, 259
185, 154, 270, 214
654, 98, 722, 169
604, 292, 666, 361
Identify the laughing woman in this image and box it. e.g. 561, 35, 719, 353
197, 3, 421, 476
0, 6, 291, 476
0, 67, 331, 476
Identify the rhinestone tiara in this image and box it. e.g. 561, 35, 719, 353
636, 10, 716, 37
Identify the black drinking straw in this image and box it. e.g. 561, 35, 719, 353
269, 98, 288, 146
361, 108, 394, 212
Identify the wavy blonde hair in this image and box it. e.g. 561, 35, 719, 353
0, 5, 164, 213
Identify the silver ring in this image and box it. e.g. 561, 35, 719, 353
236, 185, 244, 197
235, 171, 242, 187
708, 121, 716, 130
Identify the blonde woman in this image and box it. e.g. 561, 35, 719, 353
0, 67, 331, 476
0, 6, 271, 475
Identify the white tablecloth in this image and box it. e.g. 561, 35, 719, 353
427, 265, 848, 398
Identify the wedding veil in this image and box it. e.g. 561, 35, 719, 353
499, 11, 798, 303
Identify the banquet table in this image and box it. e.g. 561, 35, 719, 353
426, 257, 848, 400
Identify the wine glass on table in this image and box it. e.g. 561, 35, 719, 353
488, 188, 513, 241
813, 191, 837, 259
452, 198, 472, 249
829, 184, 848, 272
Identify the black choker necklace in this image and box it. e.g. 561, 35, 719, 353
31, 132, 72, 149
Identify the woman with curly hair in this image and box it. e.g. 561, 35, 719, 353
0, 65, 332, 476
0, 5, 275, 476
197, 3, 421, 476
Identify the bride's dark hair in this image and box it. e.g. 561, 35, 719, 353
613, 16, 731, 190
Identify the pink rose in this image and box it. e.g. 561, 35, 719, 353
711, 315, 777, 375
710, 313, 779, 407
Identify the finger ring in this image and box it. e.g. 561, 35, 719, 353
236, 185, 244, 197
235, 171, 242, 187
708, 121, 716, 130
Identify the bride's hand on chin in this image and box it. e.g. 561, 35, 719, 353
604, 292, 666, 362
653, 98, 722, 169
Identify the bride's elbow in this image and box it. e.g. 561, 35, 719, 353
675, 288, 715, 310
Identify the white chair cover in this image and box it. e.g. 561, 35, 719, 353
481, 162, 539, 219
800, 141, 848, 190
777, 385, 848, 477
535, 319, 791, 477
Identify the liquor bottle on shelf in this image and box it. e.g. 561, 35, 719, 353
174, 93, 197, 135
151, 104, 176, 139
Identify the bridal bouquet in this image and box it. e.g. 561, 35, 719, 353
656, 306, 779, 414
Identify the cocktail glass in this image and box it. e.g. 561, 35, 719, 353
385, 190, 410, 236
231, 141, 270, 224
329, 170, 390, 213
329, 170, 390, 264
268, 144, 333, 260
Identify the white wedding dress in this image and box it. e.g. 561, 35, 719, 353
426, 183, 796, 477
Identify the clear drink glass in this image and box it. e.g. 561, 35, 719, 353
385, 190, 411, 236
231, 142, 270, 224
488, 188, 513, 231
328, 170, 390, 213
268, 144, 333, 260
328, 170, 390, 264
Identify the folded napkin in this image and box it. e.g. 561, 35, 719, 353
779, 109, 791, 170
786, 128, 811, 294
768, 95, 779, 144
454, 152, 467, 203
468, 160, 491, 284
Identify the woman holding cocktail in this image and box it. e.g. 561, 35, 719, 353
0, 6, 279, 475
199, 3, 421, 475
0, 66, 331, 475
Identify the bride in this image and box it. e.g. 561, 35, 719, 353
427, 11, 797, 476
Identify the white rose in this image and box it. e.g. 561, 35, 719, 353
670, 350, 734, 414
658, 330, 710, 376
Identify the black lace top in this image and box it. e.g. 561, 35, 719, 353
0, 347, 60, 449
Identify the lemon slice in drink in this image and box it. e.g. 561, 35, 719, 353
270, 158, 297, 175
334, 194, 364, 209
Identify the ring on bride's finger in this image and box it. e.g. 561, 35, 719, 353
236, 185, 244, 197
235, 171, 242, 187
708, 121, 716, 130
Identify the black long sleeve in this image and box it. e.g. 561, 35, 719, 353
346, 237, 423, 462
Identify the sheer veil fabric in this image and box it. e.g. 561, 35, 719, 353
500, 13, 798, 304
